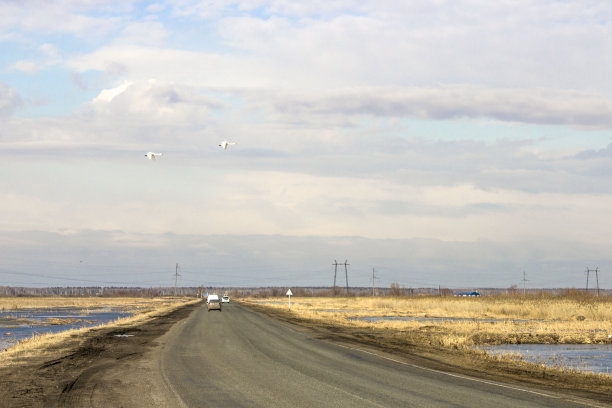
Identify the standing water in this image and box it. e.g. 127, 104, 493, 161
480, 344, 612, 375
0, 307, 133, 350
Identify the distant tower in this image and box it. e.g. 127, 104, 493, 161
585, 267, 600, 296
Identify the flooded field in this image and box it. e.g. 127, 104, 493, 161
0, 307, 133, 350
242, 295, 612, 380
481, 344, 612, 375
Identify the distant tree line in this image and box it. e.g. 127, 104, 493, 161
0, 285, 609, 298
0, 286, 202, 297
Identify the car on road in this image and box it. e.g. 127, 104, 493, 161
207, 294, 222, 312
221, 295, 230, 303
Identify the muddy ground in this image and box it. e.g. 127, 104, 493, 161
0, 301, 199, 407
0, 300, 611, 407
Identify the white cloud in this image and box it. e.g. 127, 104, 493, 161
6, 1, 612, 95
117, 21, 168, 46
0, 80, 226, 150
82, 80, 225, 136
39, 43, 59, 58
11, 44, 61, 73
1, 155, 611, 247
13, 60, 39, 73
92, 80, 132, 103
146, 3, 166, 13
0, 82, 21, 117
67, 45, 270, 88
206, 2, 612, 92
267, 87, 612, 129
65, 38, 612, 127
0, 1, 125, 36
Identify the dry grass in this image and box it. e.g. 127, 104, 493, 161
242, 295, 612, 387
276, 294, 612, 320
0, 297, 177, 311
243, 295, 612, 347
0, 297, 200, 366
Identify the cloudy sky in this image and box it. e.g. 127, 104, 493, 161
1, 0, 611, 289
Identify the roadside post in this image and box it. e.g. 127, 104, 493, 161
286, 289, 293, 310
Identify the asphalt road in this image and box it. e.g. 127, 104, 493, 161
159, 303, 604, 408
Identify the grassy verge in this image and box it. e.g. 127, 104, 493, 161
244, 295, 612, 346
0, 297, 180, 311
239, 296, 612, 396
0, 297, 201, 367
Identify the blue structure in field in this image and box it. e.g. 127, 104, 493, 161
454, 291, 481, 297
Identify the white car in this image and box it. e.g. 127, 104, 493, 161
221, 295, 230, 303
206, 294, 221, 312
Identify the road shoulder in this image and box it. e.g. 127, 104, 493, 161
0, 300, 201, 407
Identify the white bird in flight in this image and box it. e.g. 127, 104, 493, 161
145, 152, 163, 160
219, 141, 236, 150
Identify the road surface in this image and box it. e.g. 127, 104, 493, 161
157, 303, 601, 407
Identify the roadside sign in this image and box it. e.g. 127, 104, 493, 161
286, 289, 293, 310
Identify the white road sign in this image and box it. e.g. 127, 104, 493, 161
286, 289, 293, 310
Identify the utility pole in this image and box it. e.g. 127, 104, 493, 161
521, 270, 528, 295
332, 260, 338, 291
596, 267, 600, 297
174, 263, 179, 297
344, 260, 349, 294
586, 267, 600, 296
372, 268, 376, 296
332, 260, 349, 294
586, 267, 589, 292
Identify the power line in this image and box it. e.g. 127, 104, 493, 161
0, 269, 143, 285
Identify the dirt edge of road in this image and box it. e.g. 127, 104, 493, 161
0, 300, 202, 407
240, 301, 612, 405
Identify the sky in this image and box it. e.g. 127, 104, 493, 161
1, 0, 612, 289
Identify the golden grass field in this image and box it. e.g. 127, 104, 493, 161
242, 295, 612, 348
0, 297, 200, 366
0, 297, 177, 311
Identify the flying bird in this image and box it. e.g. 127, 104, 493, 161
219, 141, 236, 150
145, 152, 163, 160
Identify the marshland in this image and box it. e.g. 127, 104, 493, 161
242, 292, 612, 378
0, 296, 177, 311
0, 297, 199, 365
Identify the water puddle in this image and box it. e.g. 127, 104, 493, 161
0, 307, 133, 350
480, 344, 612, 375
